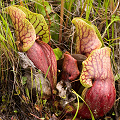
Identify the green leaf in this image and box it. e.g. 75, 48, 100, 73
35, 0, 52, 16
50, 14, 59, 41
114, 74, 120, 81
53, 48, 62, 60
25, 87, 30, 100
22, 76, 27, 85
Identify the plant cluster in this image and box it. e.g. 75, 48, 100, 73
0, 0, 120, 120
4, 4, 116, 119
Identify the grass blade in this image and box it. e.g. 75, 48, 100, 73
72, 89, 95, 120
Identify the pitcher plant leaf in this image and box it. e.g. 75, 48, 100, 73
72, 17, 102, 57
6, 6, 36, 52
13, 5, 50, 43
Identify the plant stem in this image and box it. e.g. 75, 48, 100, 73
59, 0, 64, 43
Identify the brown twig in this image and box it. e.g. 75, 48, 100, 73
1, 54, 4, 81
63, 0, 73, 43
80, 0, 87, 17
64, 0, 73, 29
59, 0, 64, 43
111, 0, 120, 15
19, 0, 23, 6
30, 113, 43, 120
